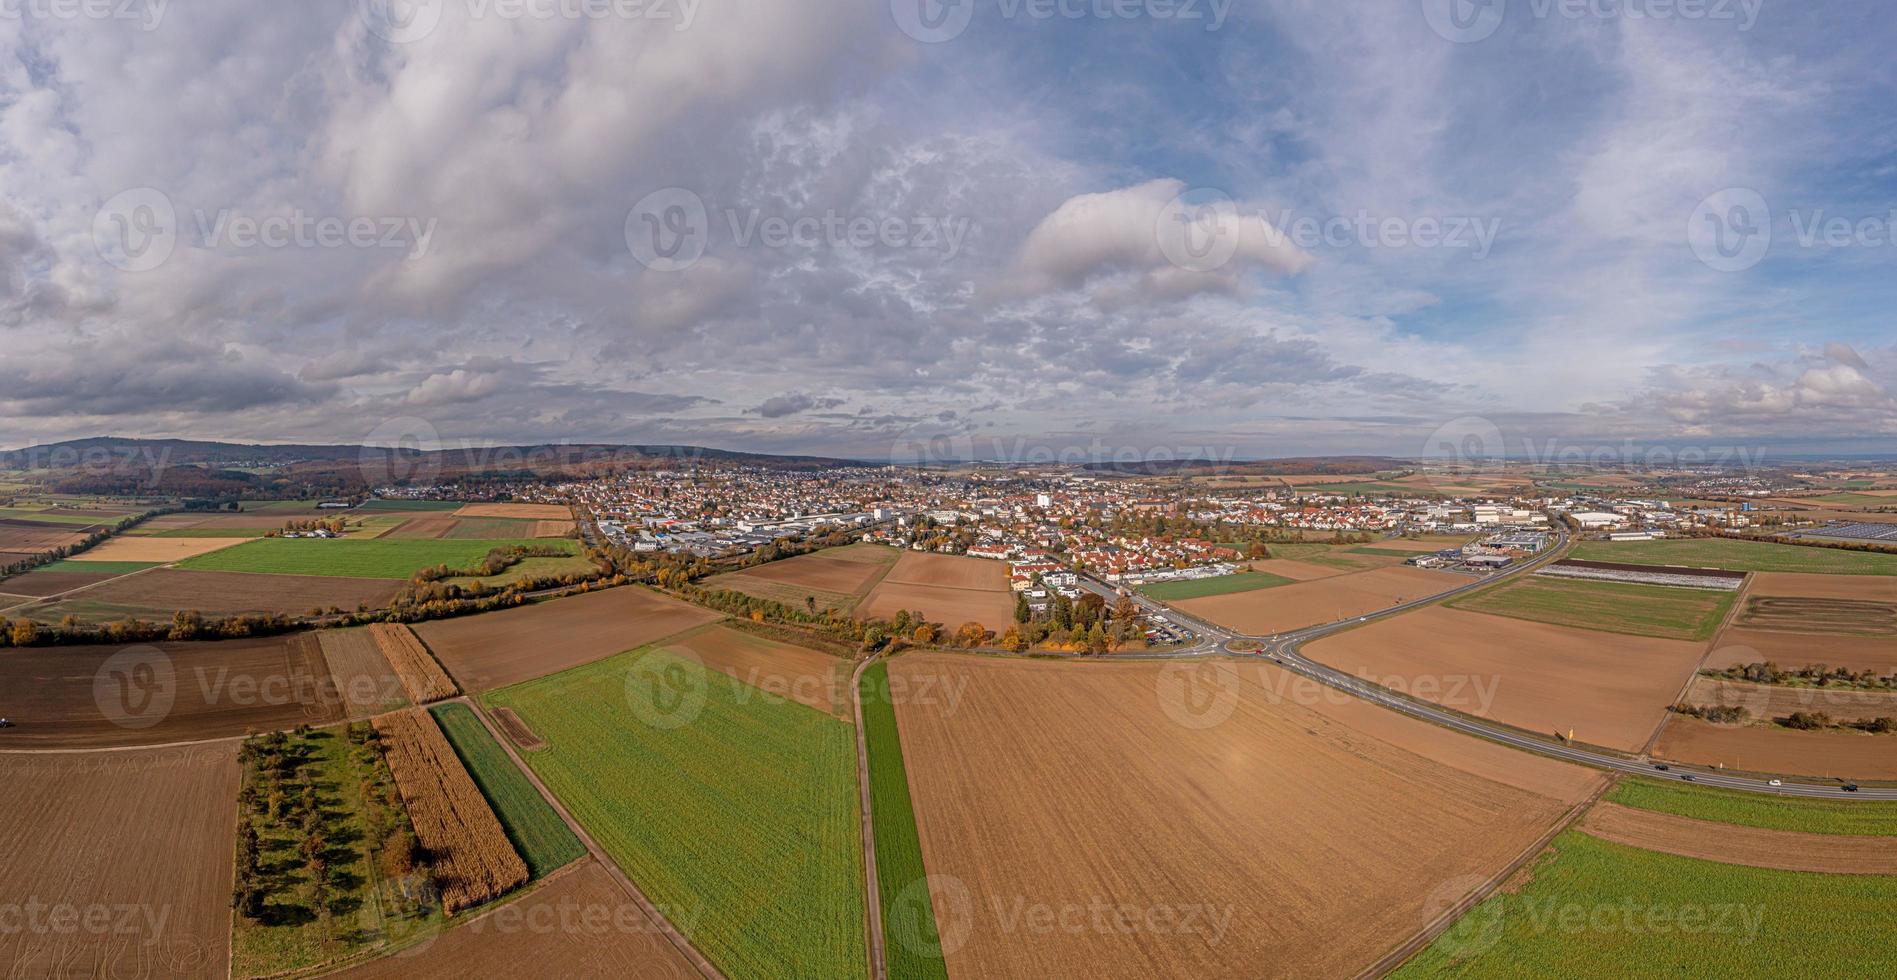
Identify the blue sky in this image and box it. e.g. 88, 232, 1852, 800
1, 0, 1891, 461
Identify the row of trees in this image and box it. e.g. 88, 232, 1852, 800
1707, 662, 1897, 691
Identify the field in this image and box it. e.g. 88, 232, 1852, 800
1606, 776, 1897, 835
1702, 626, 1897, 673
414, 586, 719, 692
659, 624, 850, 717
859, 550, 1017, 632
858, 661, 948, 980
0, 561, 154, 597
1304, 606, 1709, 752
0, 745, 240, 978
371, 623, 459, 702
429, 703, 586, 878
374, 710, 530, 914
1652, 716, 1897, 778
21, 568, 403, 622
484, 646, 866, 979
1138, 569, 1295, 601
1679, 674, 1897, 724
1394, 832, 1897, 977
0, 519, 90, 554
0, 634, 347, 748
701, 542, 900, 613
454, 503, 574, 519
888, 653, 1601, 977
1172, 565, 1470, 636
326, 860, 698, 979
315, 627, 410, 715
1746, 570, 1897, 601
69, 535, 252, 563
175, 537, 575, 579
1738, 595, 1896, 636
446, 554, 596, 588
382, 515, 460, 539
1570, 537, 1897, 575
1446, 575, 1737, 641
441, 517, 542, 539
1245, 558, 1345, 580
1578, 802, 1897, 874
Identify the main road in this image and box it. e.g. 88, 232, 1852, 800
1087, 527, 1897, 801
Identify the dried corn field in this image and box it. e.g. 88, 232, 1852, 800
374, 710, 529, 913
372, 623, 458, 703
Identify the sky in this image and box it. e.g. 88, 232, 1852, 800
1, 0, 1894, 464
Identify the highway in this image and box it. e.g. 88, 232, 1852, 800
1088, 527, 1897, 801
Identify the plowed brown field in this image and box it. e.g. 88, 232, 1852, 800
1682, 675, 1897, 724
662, 625, 847, 717
0, 744, 240, 978
1303, 606, 1707, 752
371, 623, 458, 702
0, 522, 87, 553
1747, 572, 1897, 601
1175, 566, 1470, 636
1580, 802, 1897, 874
1651, 716, 1897, 778
1245, 559, 1343, 581
860, 551, 1014, 631
881, 550, 1009, 591
375, 710, 529, 914
889, 653, 1596, 979
531, 519, 576, 538
326, 860, 697, 979
24, 568, 403, 622
413, 586, 718, 692
0, 568, 128, 596
315, 628, 410, 714
0, 635, 345, 748
454, 503, 573, 520
385, 515, 458, 539
1707, 627, 1897, 673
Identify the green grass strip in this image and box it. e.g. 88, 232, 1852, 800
860, 661, 950, 980
1139, 570, 1296, 601
428, 702, 586, 878
1606, 777, 1897, 836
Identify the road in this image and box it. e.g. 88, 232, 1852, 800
1102, 528, 1897, 800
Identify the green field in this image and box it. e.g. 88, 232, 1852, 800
356, 499, 465, 512
174, 537, 576, 579
446, 555, 598, 589
1570, 538, 1897, 575
1396, 831, 1897, 978
859, 662, 949, 980
1447, 575, 1738, 641
1607, 777, 1897, 836
140, 526, 274, 538
484, 646, 866, 979
428, 703, 585, 878
30, 559, 158, 574
1140, 570, 1296, 601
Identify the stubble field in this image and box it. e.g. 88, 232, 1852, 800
413, 586, 719, 692
1651, 717, 1897, 778
859, 550, 1015, 631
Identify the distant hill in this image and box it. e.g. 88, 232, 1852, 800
1081, 455, 1409, 476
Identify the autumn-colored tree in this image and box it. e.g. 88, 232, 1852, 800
912, 623, 936, 645
1000, 625, 1027, 653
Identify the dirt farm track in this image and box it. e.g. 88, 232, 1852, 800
888, 653, 1600, 979
0, 744, 240, 979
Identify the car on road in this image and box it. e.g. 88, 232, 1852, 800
1844, 784, 1860, 792
1652, 763, 1670, 771
1768, 779, 1783, 787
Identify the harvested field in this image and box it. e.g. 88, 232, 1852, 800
1245, 558, 1344, 581
134, 512, 290, 531
662, 624, 848, 717
375, 710, 530, 913
455, 503, 573, 520
315, 628, 410, 714
371, 623, 458, 702
702, 546, 897, 613
326, 861, 698, 980
443, 517, 541, 539
1579, 802, 1897, 874
1748, 571, 1897, 600
0, 521, 88, 552
0, 744, 240, 979
1652, 716, 1897, 778
0, 635, 345, 748
889, 653, 1597, 979
1738, 595, 1896, 636
176, 537, 572, 579
24, 568, 403, 622
70, 536, 249, 563
1446, 575, 1737, 641
532, 519, 575, 538
1304, 606, 1709, 752
1705, 627, 1897, 673
1681, 675, 1897, 724
491, 707, 546, 750
0, 567, 132, 596
859, 550, 1017, 631
414, 586, 719, 692
1174, 565, 1469, 636
384, 515, 457, 539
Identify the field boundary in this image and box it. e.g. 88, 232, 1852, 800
851, 657, 888, 980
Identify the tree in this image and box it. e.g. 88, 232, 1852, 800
1000, 625, 1027, 653
955, 621, 987, 648
9, 618, 39, 646
912, 623, 936, 645
1013, 591, 1031, 624
1051, 592, 1074, 631
1087, 622, 1109, 654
